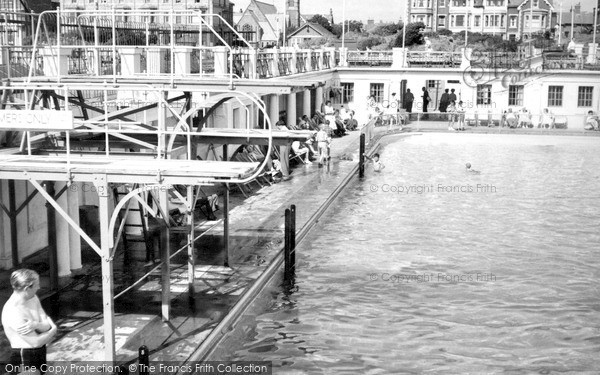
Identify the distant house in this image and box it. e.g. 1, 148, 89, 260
287, 22, 337, 47
236, 0, 301, 48
556, 10, 595, 39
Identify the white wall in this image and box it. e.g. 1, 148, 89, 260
334, 68, 600, 129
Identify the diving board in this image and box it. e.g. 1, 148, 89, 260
0, 156, 258, 184
197, 128, 314, 146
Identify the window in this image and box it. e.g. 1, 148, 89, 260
578, 87, 593, 107
474, 15, 480, 27
438, 15, 446, 26
370, 83, 384, 103
455, 15, 464, 26
510, 15, 517, 27
532, 0, 539, 6
477, 84, 492, 105
508, 85, 524, 106
342, 83, 354, 103
548, 86, 563, 107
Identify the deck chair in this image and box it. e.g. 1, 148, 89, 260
230, 145, 263, 197
243, 145, 275, 185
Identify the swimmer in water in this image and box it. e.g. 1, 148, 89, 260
465, 163, 480, 174
364, 153, 385, 172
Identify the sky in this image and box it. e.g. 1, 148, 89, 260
231, 0, 599, 23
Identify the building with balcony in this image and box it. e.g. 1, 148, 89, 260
1, 0, 56, 45
409, 0, 555, 40
59, 0, 235, 45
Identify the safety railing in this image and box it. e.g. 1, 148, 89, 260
2, 46, 42, 78
347, 51, 393, 67
323, 51, 331, 69
296, 51, 307, 73
21, 9, 252, 86
400, 110, 597, 132
406, 51, 461, 68
232, 51, 250, 79
256, 51, 273, 78
278, 52, 292, 76
467, 51, 528, 69
310, 52, 320, 70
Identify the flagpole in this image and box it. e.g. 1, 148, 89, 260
558, 1, 562, 46
342, 0, 346, 50
283, 0, 287, 47
570, 0, 574, 41
593, 7, 598, 47
402, 0, 407, 50
529, 0, 533, 55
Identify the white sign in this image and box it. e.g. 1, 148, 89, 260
0, 110, 74, 130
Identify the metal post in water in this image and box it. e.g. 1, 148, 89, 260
359, 133, 365, 178
284, 208, 291, 280
138, 345, 149, 375
290, 205, 296, 274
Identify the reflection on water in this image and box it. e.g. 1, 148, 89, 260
217, 134, 600, 373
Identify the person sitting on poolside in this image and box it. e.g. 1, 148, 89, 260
291, 140, 311, 164
584, 110, 599, 131
465, 163, 480, 174
518, 108, 533, 128
346, 110, 359, 131
363, 153, 385, 172
505, 108, 518, 128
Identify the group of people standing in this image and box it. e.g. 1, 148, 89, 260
399, 88, 458, 115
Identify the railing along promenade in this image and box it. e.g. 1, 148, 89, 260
1, 10, 600, 81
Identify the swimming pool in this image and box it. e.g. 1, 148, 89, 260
215, 133, 600, 373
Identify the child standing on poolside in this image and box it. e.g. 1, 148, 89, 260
315, 124, 331, 165
363, 153, 385, 172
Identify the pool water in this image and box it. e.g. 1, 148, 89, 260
216, 133, 600, 374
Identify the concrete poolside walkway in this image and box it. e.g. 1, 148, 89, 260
0, 126, 382, 365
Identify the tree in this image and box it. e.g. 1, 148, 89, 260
331, 20, 364, 38
347, 20, 364, 33
308, 15, 333, 33
371, 22, 402, 36
393, 22, 426, 47
357, 36, 385, 50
